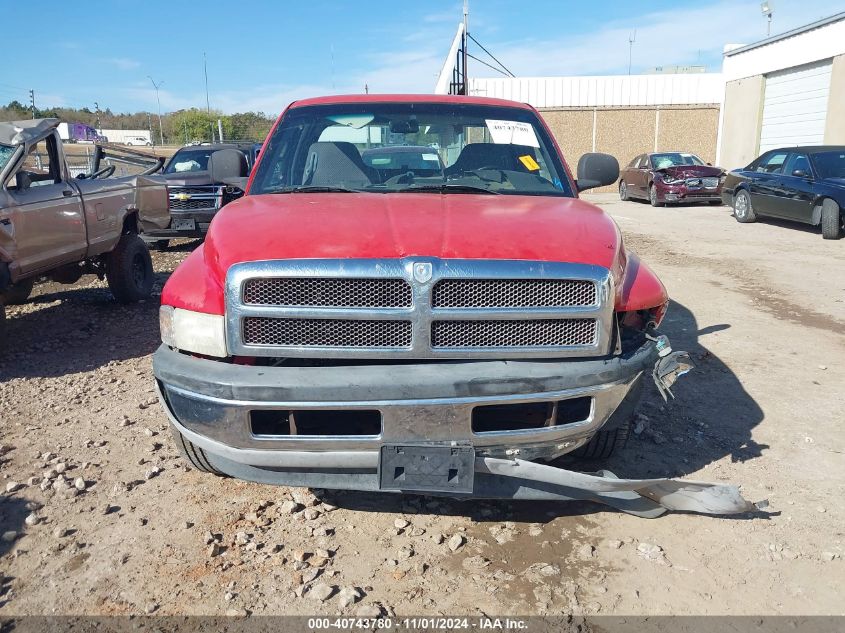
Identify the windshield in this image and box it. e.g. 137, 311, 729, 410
250, 102, 572, 197
164, 149, 215, 173
0, 144, 14, 173
650, 152, 705, 169
811, 151, 845, 180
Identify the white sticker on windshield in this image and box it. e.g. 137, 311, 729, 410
422, 153, 439, 161
485, 120, 540, 148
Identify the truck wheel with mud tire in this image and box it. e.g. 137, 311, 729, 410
171, 427, 225, 476
106, 233, 154, 303
820, 199, 843, 240
1, 278, 34, 305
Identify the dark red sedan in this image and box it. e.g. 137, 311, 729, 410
619, 152, 725, 206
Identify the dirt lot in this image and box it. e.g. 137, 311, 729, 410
1, 193, 843, 617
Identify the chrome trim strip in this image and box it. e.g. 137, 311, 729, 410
225, 258, 614, 359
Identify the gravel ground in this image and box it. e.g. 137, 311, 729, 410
1, 194, 843, 617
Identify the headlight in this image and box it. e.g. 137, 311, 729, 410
159, 306, 227, 357
660, 174, 684, 185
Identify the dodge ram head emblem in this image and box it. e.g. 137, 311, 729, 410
413, 262, 433, 283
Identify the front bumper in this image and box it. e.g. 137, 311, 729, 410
153, 340, 661, 471
657, 182, 723, 203
151, 341, 765, 517
142, 209, 217, 239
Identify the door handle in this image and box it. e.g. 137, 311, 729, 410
62, 189, 74, 197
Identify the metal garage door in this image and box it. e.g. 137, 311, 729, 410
759, 59, 832, 153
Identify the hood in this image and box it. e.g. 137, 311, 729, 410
204, 192, 623, 284
656, 164, 723, 178
161, 172, 215, 187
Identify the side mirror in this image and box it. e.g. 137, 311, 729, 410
208, 149, 249, 190
792, 169, 810, 179
576, 153, 619, 192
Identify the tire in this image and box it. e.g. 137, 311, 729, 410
105, 233, 154, 303
2, 278, 34, 305
820, 199, 843, 240
732, 189, 756, 223
619, 181, 629, 201
648, 184, 662, 207
0, 304, 5, 351
570, 420, 631, 460
170, 426, 225, 476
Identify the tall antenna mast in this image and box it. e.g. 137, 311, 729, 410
462, 0, 469, 94
628, 29, 636, 75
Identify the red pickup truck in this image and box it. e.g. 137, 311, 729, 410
151, 95, 751, 516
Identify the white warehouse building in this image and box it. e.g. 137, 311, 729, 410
717, 12, 845, 169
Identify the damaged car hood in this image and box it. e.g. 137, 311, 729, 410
0, 118, 59, 147
655, 165, 724, 178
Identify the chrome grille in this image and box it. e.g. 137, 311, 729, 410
226, 258, 613, 359
243, 317, 412, 348
244, 278, 411, 307
702, 177, 719, 188
431, 319, 597, 348
432, 279, 596, 308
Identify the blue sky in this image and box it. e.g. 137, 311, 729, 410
2, 0, 842, 115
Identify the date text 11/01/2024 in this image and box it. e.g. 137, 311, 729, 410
307, 617, 528, 630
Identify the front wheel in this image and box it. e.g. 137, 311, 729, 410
820, 199, 843, 240
733, 189, 756, 223
171, 426, 225, 476
2, 278, 34, 305
619, 181, 629, 201
649, 184, 662, 207
106, 233, 154, 303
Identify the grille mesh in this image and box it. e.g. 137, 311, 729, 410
431, 319, 597, 348
243, 317, 412, 348
243, 278, 412, 308
432, 279, 597, 308
169, 198, 218, 210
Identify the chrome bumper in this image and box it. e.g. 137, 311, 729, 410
153, 340, 661, 465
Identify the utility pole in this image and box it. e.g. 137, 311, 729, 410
148, 76, 165, 146
29, 89, 35, 118
204, 52, 213, 142
761, 2, 773, 37
94, 101, 101, 131
628, 30, 637, 75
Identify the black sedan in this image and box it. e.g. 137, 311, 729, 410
721, 146, 845, 239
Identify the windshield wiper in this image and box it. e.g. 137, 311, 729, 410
267, 185, 358, 194
398, 184, 500, 195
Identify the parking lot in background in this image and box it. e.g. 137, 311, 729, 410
1, 193, 842, 616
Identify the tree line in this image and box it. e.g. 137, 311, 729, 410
0, 101, 275, 144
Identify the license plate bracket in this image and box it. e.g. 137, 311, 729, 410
172, 218, 196, 231
379, 444, 475, 494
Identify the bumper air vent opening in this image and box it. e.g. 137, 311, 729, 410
250, 409, 382, 437
472, 397, 592, 434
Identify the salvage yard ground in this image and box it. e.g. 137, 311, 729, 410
0, 193, 843, 616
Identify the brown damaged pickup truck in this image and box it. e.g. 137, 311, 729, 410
0, 119, 168, 343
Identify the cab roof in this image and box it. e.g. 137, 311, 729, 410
289, 94, 534, 110
0, 118, 59, 146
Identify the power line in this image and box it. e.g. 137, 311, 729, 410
466, 53, 511, 77
467, 33, 515, 78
